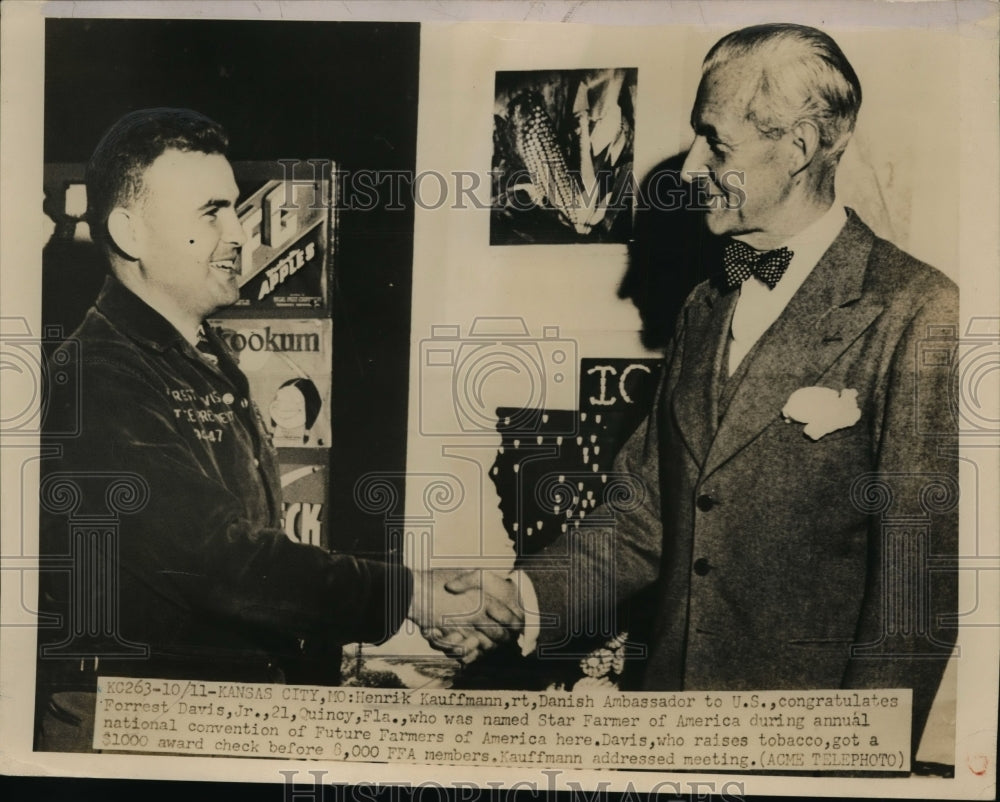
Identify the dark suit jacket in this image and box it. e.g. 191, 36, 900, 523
523, 212, 958, 755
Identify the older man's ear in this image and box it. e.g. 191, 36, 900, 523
787, 118, 822, 176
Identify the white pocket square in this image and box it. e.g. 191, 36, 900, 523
782, 386, 861, 440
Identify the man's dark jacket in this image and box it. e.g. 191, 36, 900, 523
38, 276, 410, 690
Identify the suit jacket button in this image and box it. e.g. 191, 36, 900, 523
696, 493, 716, 511
693, 558, 711, 576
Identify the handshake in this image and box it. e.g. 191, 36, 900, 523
407, 568, 528, 664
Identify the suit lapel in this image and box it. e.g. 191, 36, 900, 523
670, 285, 736, 465
701, 212, 883, 480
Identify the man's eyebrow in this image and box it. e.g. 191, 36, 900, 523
692, 119, 720, 139
198, 198, 235, 211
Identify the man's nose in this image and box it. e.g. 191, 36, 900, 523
222, 207, 247, 247
680, 137, 709, 184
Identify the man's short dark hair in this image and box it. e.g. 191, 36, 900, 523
85, 108, 229, 254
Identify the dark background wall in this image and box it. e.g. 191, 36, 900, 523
43, 18, 419, 550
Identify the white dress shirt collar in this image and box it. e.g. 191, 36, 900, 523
728, 203, 848, 376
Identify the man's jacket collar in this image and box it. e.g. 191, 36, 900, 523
94, 274, 187, 353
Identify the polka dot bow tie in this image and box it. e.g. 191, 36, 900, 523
721, 240, 794, 291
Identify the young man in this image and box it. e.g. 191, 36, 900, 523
35, 109, 461, 751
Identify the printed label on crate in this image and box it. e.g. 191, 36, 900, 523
207, 318, 332, 449
279, 459, 329, 548
230, 164, 333, 311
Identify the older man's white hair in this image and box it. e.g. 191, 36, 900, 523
703, 23, 862, 160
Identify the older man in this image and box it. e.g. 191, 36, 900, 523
446, 24, 958, 760
35, 108, 466, 751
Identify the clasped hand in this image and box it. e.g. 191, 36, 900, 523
408, 568, 524, 664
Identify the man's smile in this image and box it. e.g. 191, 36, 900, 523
210, 256, 241, 275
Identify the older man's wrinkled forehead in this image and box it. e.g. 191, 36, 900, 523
693, 58, 761, 123
690, 59, 767, 141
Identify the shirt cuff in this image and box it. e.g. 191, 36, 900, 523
511, 569, 540, 656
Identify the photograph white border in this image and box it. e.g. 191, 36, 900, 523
1, 2, 997, 798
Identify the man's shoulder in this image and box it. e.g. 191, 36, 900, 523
52, 306, 165, 385
671, 216, 958, 334
862, 224, 957, 307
